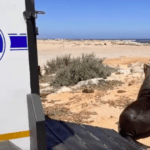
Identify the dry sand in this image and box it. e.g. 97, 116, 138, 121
37, 40, 150, 67
38, 40, 150, 146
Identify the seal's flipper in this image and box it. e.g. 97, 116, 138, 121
124, 136, 150, 150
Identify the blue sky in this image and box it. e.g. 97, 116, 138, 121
35, 0, 150, 39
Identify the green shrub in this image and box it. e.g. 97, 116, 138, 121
48, 53, 117, 87
44, 54, 71, 75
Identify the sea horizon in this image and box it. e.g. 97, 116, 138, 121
37, 38, 150, 43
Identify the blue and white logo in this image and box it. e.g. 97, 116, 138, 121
0, 31, 28, 61
8, 33, 28, 51
0, 30, 6, 60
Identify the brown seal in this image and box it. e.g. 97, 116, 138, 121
118, 64, 150, 150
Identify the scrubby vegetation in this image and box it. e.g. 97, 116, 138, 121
43, 53, 117, 86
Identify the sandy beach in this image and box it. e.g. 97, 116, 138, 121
37, 40, 150, 67
38, 40, 150, 146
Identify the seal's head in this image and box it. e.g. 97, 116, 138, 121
144, 63, 150, 77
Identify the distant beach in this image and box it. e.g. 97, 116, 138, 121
38, 38, 150, 42
37, 39, 150, 68
37, 38, 150, 45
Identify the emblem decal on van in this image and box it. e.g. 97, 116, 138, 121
0, 31, 28, 61
8, 33, 28, 51
0, 30, 6, 60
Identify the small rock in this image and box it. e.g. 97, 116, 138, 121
48, 93, 57, 96
41, 98, 47, 102
130, 67, 143, 74
56, 86, 72, 94
117, 90, 126, 93
77, 78, 103, 86
128, 80, 136, 86
41, 69, 46, 76
82, 103, 88, 107
115, 69, 124, 74
49, 74, 56, 77
40, 87, 54, 93
129, 62, 142, 68
82, 89, 94, 93
47, 100, 56, 103
70, 85, 81, 90
40, 92, 50, 98
77, 80, 88, 86
115, 69, 131, 75
40, 83, 50, 88
87, 78, 103, 85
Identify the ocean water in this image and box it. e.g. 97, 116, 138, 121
38, 38, 150, 44
135, 39, 150, 43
